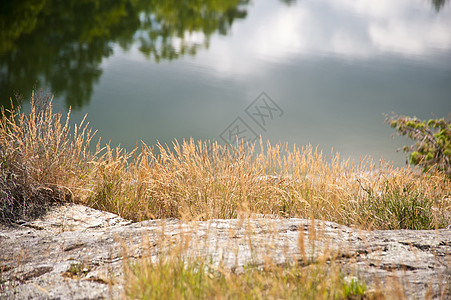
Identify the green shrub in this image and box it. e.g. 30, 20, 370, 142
387, 114, 450, 177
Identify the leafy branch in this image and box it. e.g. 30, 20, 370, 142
386, 114, 451, 177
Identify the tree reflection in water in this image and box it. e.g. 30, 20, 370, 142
0, 0, 447, 109
431, 0, 449, 11
0, 0, 249, 108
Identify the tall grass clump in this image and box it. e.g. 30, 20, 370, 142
0, 91, 97, 223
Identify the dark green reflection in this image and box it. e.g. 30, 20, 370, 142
431, 0, 449, 11
0, 0, 249, 108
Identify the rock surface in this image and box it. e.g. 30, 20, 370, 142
1, 204, 450, 299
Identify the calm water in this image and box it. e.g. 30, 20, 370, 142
1, 0, 451, 166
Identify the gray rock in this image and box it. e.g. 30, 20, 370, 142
0, 204, 449, 299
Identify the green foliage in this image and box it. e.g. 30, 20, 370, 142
387, 114, 451, 177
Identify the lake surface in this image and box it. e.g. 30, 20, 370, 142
1, 0, 451, 166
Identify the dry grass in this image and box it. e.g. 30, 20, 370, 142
125, 254, 367, 299
1, 92, 449, 229
122, 217, 369, 300
96, 140, 449, 229
84, 135, 450, 230
0, 91, 97, 222
1, 92, 449, 299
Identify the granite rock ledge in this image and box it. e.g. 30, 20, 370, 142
1, 204, 449, 299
